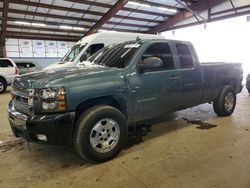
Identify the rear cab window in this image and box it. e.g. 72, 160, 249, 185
175, 43, 195, 69
0, 59, 14, 68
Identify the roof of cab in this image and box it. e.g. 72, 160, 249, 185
76, 32, 164, 44
146, 38, 191, 43
120, 38, 191, 45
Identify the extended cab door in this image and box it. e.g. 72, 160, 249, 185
129, 42, 182, 122
174, 42, 203, 108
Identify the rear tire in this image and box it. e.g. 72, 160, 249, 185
213, 86, 236, 116
0, 78, 7, 94
74, 105, 127, 162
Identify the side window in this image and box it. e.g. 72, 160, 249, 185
90, 43, 105, 55
80, 43, 104, 62
27, 63, 35, 68
24, 63, 29, 68
16, 63, 26, 69
143, 42, 175, 70
176, 43, 195, 68
0, 60, 13, 68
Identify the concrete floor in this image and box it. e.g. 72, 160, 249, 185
1, 87, 250, 188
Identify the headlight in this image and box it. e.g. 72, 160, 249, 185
28, 87, 66, 112
41, 88, 66, 111
42, 88, 57, 99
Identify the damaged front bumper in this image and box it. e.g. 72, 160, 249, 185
8, 101, 75, 145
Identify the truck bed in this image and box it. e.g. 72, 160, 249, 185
200, 62, 243, 104
201, 62, 241, 66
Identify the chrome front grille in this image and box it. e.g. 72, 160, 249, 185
12, 90, 28, 103
15, 95, 28, 103
12, 86, 30, 115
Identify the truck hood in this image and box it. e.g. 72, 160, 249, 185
43, 61, 72, 70
14, 65, 119, 89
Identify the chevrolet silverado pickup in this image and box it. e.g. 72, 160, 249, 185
8, 39, 243, 162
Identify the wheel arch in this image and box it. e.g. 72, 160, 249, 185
75, 95, 128, 121
221, 78, 237, 90
0, 75, 7, 84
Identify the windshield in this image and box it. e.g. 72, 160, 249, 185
87, 42, 141, 68
60, 43, 87, 64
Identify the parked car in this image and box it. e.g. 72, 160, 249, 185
246, 73, 250, 93
44, 32, 164, 70
8, 39, 243, 162
15, 61, 43, 75
0, 58, 19, 93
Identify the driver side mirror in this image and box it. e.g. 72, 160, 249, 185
138, 57, 163, 72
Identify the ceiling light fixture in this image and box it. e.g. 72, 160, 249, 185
128, 1, 151, 8
14, 21, 31, 25
31, 23, 46, 27
59, 25, 72, 30
98, 29, 118, 33
140, 4, 151, 8
128, 1, 141, 6
157, 7, 178, 13
73, 27, 84, 31
98, 29, 108, 32
141, 4, 151, 8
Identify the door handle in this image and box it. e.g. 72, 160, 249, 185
169, 75, 180, 80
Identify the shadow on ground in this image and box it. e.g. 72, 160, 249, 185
0, 103, 219, 169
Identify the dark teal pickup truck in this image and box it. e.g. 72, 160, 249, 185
8, 39, 243, 162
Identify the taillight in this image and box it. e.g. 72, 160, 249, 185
15, 67, 19, 75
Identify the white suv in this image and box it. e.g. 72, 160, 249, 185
0, 58, 19, 94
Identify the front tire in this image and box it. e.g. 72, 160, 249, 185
0, 78, 7, 94
74, 105, 127, 162
213, 86, 236, 116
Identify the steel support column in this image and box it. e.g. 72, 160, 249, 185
0, 0, 10, 57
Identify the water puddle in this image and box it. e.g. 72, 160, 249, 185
182, 118, 218, 130
125, 124, 152, 149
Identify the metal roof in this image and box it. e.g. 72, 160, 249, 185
0, 0, 250, 42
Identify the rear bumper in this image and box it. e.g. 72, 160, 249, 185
8, 101, 75, 145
